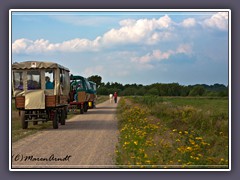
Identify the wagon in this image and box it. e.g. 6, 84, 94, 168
69, 75, 94, 114
12, 61, 70, 129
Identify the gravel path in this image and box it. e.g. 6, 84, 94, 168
11, 99, 120, 169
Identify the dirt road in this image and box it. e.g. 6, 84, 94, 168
11, 99, 119, 169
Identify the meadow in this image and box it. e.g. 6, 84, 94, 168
115, 96, 229, 169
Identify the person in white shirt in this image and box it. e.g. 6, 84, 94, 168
109, 94, 113, 103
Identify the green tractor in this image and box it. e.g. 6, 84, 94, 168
68, 75, 94, 114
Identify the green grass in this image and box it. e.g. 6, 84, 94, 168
116, 96, 229, 168
162, 97, 228, 115
11, 95, 109, 142
95, 95, 109, 104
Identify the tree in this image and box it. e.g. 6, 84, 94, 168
97, 87, 109, 95
136, 87, 146, 96
121, 87, 137, 96
189, 86, 205, 96
87, 75, 102, 87
146, 87, 159, 96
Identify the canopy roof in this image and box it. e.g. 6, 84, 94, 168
12, 61, 69, 71
70, 75, 85, 80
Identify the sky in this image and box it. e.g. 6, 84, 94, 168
11, 10, 229, 86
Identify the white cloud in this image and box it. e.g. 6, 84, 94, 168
12, 37, 101, 54
12, 38, 32, 53
131, 50, 174, 64
202, 12, 228, 31
132, 44, 192, 65
181, 18, 196, 28
102, 15, 173, 44
12, 13, 228, 55
12, 15, 174, 54
176, 44, 192, 54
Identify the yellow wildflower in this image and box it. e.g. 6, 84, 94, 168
145, 160, 151, 164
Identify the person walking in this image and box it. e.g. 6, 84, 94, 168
113, 92, 118, 103
109, 93, 113, 103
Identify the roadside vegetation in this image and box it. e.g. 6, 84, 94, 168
11, 95, 109, 142
115, 96, 229, 168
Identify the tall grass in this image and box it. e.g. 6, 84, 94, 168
116, 96, 229, 168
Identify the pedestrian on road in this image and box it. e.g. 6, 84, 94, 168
109, 93, 113, 103
113, 92, 118, 103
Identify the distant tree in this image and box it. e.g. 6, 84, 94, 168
181, 86, 191, 96
136, 87, 146, 96
189, 86, 205, 96
121, 87, 137, 96
218, 90, 228, 97
87, 75, 102, 87
97, 87, 108, 95
146, 87, 159, 96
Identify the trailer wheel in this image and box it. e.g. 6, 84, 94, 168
21, 111, 28, 129
64, 106, 68, 119
60, 110, 66, 125
53, 112, 59, 129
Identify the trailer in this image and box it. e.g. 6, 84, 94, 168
12, 61, 70, 129
68, 75, 92, 114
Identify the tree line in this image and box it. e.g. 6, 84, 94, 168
87, 75, 228, 97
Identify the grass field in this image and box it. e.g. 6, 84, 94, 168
11, 95, 109, 142
115, 96, 229, 169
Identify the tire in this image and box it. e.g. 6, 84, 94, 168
21, 111, 28, 129
53, 112, 59, 129
60, 110, 66, 125
84, 102, 88, 112
64, 106, 68, 119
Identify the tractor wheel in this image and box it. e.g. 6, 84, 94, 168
84, 103, 88, 112
53, 112, 59, 129
21, 111, 28, 129
60, 110, 66, 125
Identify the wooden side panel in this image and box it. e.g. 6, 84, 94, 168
46, 95, 56, 107
58, 95, 68, 105
78, 91, 86, 103
15, 96, 25, 109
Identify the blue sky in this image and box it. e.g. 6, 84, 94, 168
11, 10, 229, 86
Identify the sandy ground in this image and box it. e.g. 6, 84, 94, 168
11, 99, 120, 169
